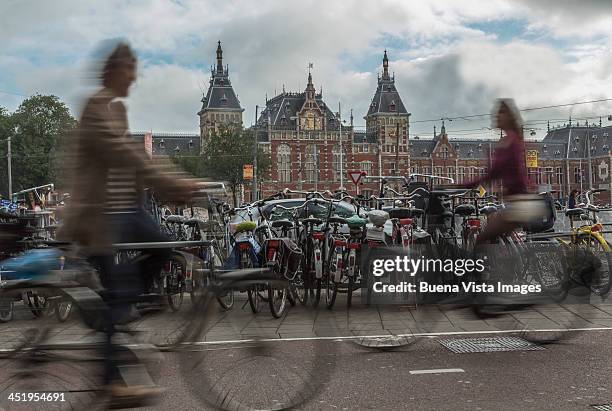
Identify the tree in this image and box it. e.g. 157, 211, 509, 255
173, 125, 270, 206
3, 95, 76, 196
0, 107, 13, 197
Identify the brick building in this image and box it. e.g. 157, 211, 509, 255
134, 43, 612, 206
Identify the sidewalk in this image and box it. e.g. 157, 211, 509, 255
1, 293, 610, 346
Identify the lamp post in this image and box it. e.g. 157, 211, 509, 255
252, 105, 259, 202
7, 132, 12, 199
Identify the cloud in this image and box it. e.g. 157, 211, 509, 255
2, 0, 612, 140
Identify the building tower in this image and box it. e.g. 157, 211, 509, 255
198, 41, 244, 151
364, 50, 410, 176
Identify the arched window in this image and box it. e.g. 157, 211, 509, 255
277, 144, 291, 183
304, 144, 318, 183
332, 144, 347, 182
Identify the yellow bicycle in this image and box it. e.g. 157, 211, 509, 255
557, 188, 611, 296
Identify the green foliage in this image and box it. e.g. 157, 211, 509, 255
0, 107, 13, 197
172, 124, 270, 205
0, 95, 76, 196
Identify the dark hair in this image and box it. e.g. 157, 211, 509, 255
101, 42, 136, 87
570, 189, 578, 197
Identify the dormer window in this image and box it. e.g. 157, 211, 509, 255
188, 140, 194, 149
159, 139, 165, 148
389, 100, 396, 112
174, 146, 180, 153
220, 93, 228, 106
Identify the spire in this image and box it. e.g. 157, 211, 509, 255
547, 120, 550, 132
434, 125, 437, 137
216, 41, 223, 74
305, 64, 316, 100
441, 120, 446, 135
382, 50, 389, 79
350, 108, 353, 127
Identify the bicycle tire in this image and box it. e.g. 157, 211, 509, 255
268, 286, 287, 318
166, 257, 186, 312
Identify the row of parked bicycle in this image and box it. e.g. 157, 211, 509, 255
152, 174, 610, 319
2, 173, 610, 322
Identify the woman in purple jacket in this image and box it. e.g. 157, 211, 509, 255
466, 99, 544, 244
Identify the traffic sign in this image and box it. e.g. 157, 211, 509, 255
477, 185, 486, 198
525, 150, 538, 168
243, 164, 253, 180
348, 170, 366, 185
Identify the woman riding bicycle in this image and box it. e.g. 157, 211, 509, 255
462, 98, 545, 245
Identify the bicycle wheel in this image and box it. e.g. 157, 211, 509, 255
577, 234, 612, 296
268, 286, 287, 318
0, 286, 107, 410
0, 299, 14, 322
165, 257, 185, 312
291, 252, 309, 306
55, 300, 73, 322
324, 244, 339, 309
179, 291, 336, 410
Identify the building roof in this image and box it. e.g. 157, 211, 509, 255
256, 74, 341, 131
198, 42, 243, 113
366, 51, 408, 117
542, 125, 612, 159
132, 132, 200, 156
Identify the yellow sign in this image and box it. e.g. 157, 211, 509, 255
243, 164, 253, 180
526, 150, 538, 168
477, 185, 487, 198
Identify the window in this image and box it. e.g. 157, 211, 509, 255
434, 166, 443, 177
441, 146, 449, 159
458, 167, 465, 183
277, 144, 291, 183
446, 166, 455, 179
469, 167, 477, 180
574, 167, 582, 183
305, 144, 318, 182
332, 144, 347, 182
556, 167, 563, 185
361, 161, 372, 176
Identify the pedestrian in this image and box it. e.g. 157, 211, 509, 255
59, 40, 199, 406
568, 189, 578, 209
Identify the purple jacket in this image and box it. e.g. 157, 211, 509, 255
467, 130, 528, 195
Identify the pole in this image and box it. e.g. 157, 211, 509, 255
339, 102, 344, 191
7, 134, 12, 199
588, 133, 593, 189
395, 118, 400, 175
252, 105, 259, 202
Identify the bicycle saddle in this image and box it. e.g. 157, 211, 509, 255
328, 216, 347, 225
235, 221, 257, 233
368, 210, 389, 227
565, 208, 585, 217
271, 219, 294, 229
346, 215, 367, 228
479, 205, 498, 215
454, 204, 476, 217
165, 215, 185, 223
388, 208, 412, 219
300, 216, 323, 226
184, 218, 205, 226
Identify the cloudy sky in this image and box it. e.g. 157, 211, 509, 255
2, 0, 612, 139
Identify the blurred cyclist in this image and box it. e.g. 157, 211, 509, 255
59, 40, 198, 404
463, 98, 545, 245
